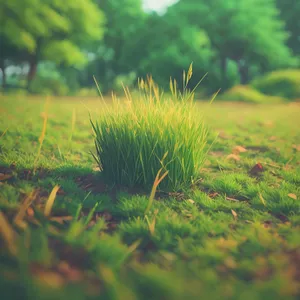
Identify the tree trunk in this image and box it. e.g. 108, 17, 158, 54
27, 56, 38, 90
0, 61, 6, 89
220, 56, 227, 90
238, 60, 249, 84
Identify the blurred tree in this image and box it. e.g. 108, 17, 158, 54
276, 0, 300, 55
86, 0, 146, 92
0, 0, 105, 88
87, 3, 213, 94
168, 0, 295, 89
134, 13, 213, 91
0, 36, 26, 88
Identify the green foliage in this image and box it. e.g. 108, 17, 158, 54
251, 69, 300, 100
219, 85, 284, 103
91, 71, 209, 191
0, 0, 105, 87
1, 0, 298, 94
276, 0, 300, 55
1, 0, 105, 58
112, 72, 137, 94
88, 0, 146, 92
76, 87, 99, 97
167, 0, 295, 89
135, 14, 213, 90
29, 76, 69, 96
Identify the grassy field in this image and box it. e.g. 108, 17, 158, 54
0, 94, 300, 300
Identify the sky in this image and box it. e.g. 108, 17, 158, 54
143, 0, 178, 13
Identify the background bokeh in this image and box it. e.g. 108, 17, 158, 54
0, 0, 299, 99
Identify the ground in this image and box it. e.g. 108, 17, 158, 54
0, 95, 300, 300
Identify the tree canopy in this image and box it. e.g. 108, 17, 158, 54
0, 0, 298, 94
276, 0, 300, 55
167, 0, 295, 86
0, 0, 105, 87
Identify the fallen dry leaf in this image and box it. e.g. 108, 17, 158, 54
226, 154, 240, 161
0, 173, 13, 181
249, 163, 264, 176
209, 192, 219, 198
50, 216, 73, 224
274, 213, 289, 223
26, 207, 35, 217
231, 209, 238, 220
292, 145, 300, 152
247, 145, 270, 152
187, 199, 195, 204
218, 131, 232, 140
224, 257, 237, 269
288, 193, 297, 200
269, 136, 277, 141
57, 188, 66, 196
226, 197, 240, 202
210, 151, 224, 157
232, 146, 247, 154
57, 261, 83, 282
260, 120, 274, 127
263, 220, 273, 228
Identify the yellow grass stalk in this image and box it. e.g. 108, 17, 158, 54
210, 88, 221, 104
93, 75, 104, 100
33, 96, 50, 172
67, 108, 76, 151
14, 190, 37, 229
0, 211, 17, 255
0, 127, 8, 138
144, 167, 169, 216
44, 185, 60, 217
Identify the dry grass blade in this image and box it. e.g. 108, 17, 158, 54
98, 264, 116, 285
122, 82, 132, 102
145, 168, 169, 215
44, 185, 60, 217
226, 197, 240, 202
231, 209, 238, 220
259, 193, 267, 206
14, 190, 37, 228
185, 72, 208, 102
210, 88, 221, 104
145, 209, 158, 236
50, 216, 74, 224
34, 96, 50, 172
0, 127, 8, 138
127, 239, 142, 254
68, 108, 76, 150
93, 75, 104, 100
0, 211, 17, 255
169, 77, 174, 96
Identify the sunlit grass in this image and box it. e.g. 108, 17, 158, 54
0, 88, 299, 300
91, 66, 209, 191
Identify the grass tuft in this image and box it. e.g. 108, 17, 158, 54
91, 65, 209, 191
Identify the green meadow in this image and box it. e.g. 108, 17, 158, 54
0, 89, 299, 299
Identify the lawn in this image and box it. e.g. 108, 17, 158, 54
0, 94, 300, 300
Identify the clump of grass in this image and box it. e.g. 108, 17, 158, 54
219, 85, 284, 104
91, 64, 209, 191
251, 69, 300, 100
